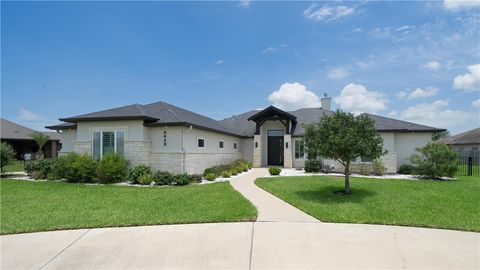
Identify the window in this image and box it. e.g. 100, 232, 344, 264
197, 138, 205, 148
92, 130, 125, 160
360, 156, 372, 162
233, 142, 238, 149
219, 140, 224, 149
294, 140, 305, 159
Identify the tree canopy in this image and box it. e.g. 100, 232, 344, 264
303, 110, 384, 194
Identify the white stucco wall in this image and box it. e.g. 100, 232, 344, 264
59, 129, 76, 154
241, 138, 254, 163
394, 132, 433, 167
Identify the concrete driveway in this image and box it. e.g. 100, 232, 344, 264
2, 169, 479, 269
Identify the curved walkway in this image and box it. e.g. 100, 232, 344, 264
2, 169, 479, 269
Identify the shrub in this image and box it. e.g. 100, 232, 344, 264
221, 171, 232, 178
188, 174, 203, 183
204, 172, 216, 181
172, 174, 191, 186
304, 159, 322, 173
64, 153, 97, 183
351, 162, 372, 175
0, 142, 16, 172
129, 164, 151, 184
96, 153, 128, 183
137, 173, 154, 185
372, 158, 386, 176
154, 171, 175, 186
25, 159, 56, 179
409, 142, 458, 179
398, 164, 414, 174
269, 166, 281, 176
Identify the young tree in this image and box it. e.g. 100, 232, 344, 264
1, 142, 16, 172
303, 110, 383, 194
432, 130, 450, 141
29, 132, 50, 160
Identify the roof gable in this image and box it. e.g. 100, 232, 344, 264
440, 128, 480, 145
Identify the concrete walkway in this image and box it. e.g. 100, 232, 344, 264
2, 169, 479, 269
230, 168, 318, 222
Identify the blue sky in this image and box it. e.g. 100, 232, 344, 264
1, 1, 479, 133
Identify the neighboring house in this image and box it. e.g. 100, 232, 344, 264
1, 118, 61, 159
440, 128, 480, 155
46, 98, 444, 174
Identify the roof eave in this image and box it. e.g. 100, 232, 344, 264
59, 116, 158, 123
144, 122, 249, 138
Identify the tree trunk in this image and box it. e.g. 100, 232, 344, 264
344, 162, 350, 194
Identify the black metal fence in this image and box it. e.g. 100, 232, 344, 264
457, 150, 480, 176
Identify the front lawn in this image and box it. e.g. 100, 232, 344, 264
256, 176, 480, 232
0, 180, 257, 234
1, 160, 24, 173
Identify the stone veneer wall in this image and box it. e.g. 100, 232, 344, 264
283, 134, 292, 168
381, 152, 397, 173
150, 153, 184, 174
184, 153, 243, 174
73, 141, 91, 155
123, 141, 152, 167
253, 134, 262, 167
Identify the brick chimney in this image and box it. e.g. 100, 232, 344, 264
321, 93, 331, 111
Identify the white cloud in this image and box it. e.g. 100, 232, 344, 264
399, 100, 477, 129
334, 83, 387, 114
422, 61, 441, 71
327, 68, 349, 80
262, 47, 277, 54
395, 91, 408, 99
388, 110, 398, 117
214, 60, 224, 65
238, 0, 251, 7
472, 99, 480, 109
303, 4, 356, 22
453, 63, 480, 91
352, 27, 363, 33
268, 82, 321, 110
444, 0, 480, 11
396, 25, 413, 32
407, 86, 439, 100
19, 108, 42, 121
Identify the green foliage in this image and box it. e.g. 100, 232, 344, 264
204, 172, 216, 181
188, 174, 203, 183
303, 110, 383, 193
203, 159, 250, 179
24, 159, 56, 179
153, 171, 175, 186
269, 166, 281, 175
351, 163, 372, 175
0, 142, 16, 171
172, 174, 191, 186
409, 142, 458, 179
432, 130, 450, 141
128, 164, 152, 184
372, 158, 387, 176
304, 159, 322, 173
222, 170, 232, 178
137, 173, 154, 185
54, 153, 97, 183
398, 164, 414, 174
96, 153, 128, 183
29, 132, 50, 156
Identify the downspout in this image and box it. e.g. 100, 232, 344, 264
181, 125, 193, 173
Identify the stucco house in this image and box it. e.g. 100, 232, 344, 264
46, 97, 444, 174
440, 128, 480, 155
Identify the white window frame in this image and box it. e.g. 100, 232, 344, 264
219, 140, 224, 149
233, 142, 238, 150
92, 130, 124, 159
197, 138, 205, 148
294, 139, 305, 160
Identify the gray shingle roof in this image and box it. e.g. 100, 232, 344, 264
361, 113, 445, 132
48, 102, 445, 137
440, 128, 480, 145
45, 122, 77, 130
1, 118, 61, 140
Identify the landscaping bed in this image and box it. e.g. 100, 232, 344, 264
255, 175, 480, 232
0, 179, 257, 234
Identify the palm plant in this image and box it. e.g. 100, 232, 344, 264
29, 132, 50, 160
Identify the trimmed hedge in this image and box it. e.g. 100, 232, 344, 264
305, 159, 321, 173
269, 166, 281, 176
129, 164, 152, 184
203, 159, 252, 181
398, 164, 414, 174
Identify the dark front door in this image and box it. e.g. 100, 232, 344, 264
268, 130, 284, 166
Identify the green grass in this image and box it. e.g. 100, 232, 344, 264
0, 180, 257, 234
1, 160, 24, 173
256, 175, 480, 232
